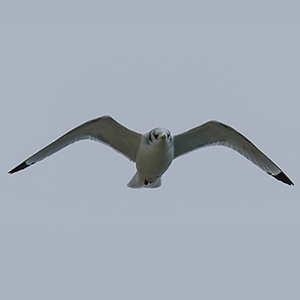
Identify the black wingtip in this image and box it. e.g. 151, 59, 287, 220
8, 161, 31, 174
272, 172, 294, 186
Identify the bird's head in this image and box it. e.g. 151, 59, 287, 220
148, 128, 172, 144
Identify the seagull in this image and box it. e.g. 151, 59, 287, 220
8, 116, 293, 188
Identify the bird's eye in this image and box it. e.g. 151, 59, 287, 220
153, 133, 158, 139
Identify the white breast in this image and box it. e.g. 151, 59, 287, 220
135, 136, 174, 182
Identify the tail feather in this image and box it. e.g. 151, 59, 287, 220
127, 172, 162, 189
127, 172, 143, 188
149, 178, 161, 188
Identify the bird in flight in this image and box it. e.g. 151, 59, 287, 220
9, 116, 293, 188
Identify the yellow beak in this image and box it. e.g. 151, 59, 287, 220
160, 134, 167, 140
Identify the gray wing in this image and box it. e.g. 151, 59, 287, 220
174, 121, 293, 185
9, 116, 142, 174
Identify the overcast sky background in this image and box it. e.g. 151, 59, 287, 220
1, 23, 299, 299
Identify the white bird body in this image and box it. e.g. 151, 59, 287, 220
129, 129, 174, 188
9, 116, 294, 188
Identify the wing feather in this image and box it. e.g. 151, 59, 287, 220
9, 116, 142, 173
174, 121, 293, 185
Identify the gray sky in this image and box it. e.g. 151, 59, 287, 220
1, 23, 299, 299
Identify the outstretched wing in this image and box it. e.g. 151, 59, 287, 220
9, 116, 142, 174
173, 121, 293, 185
